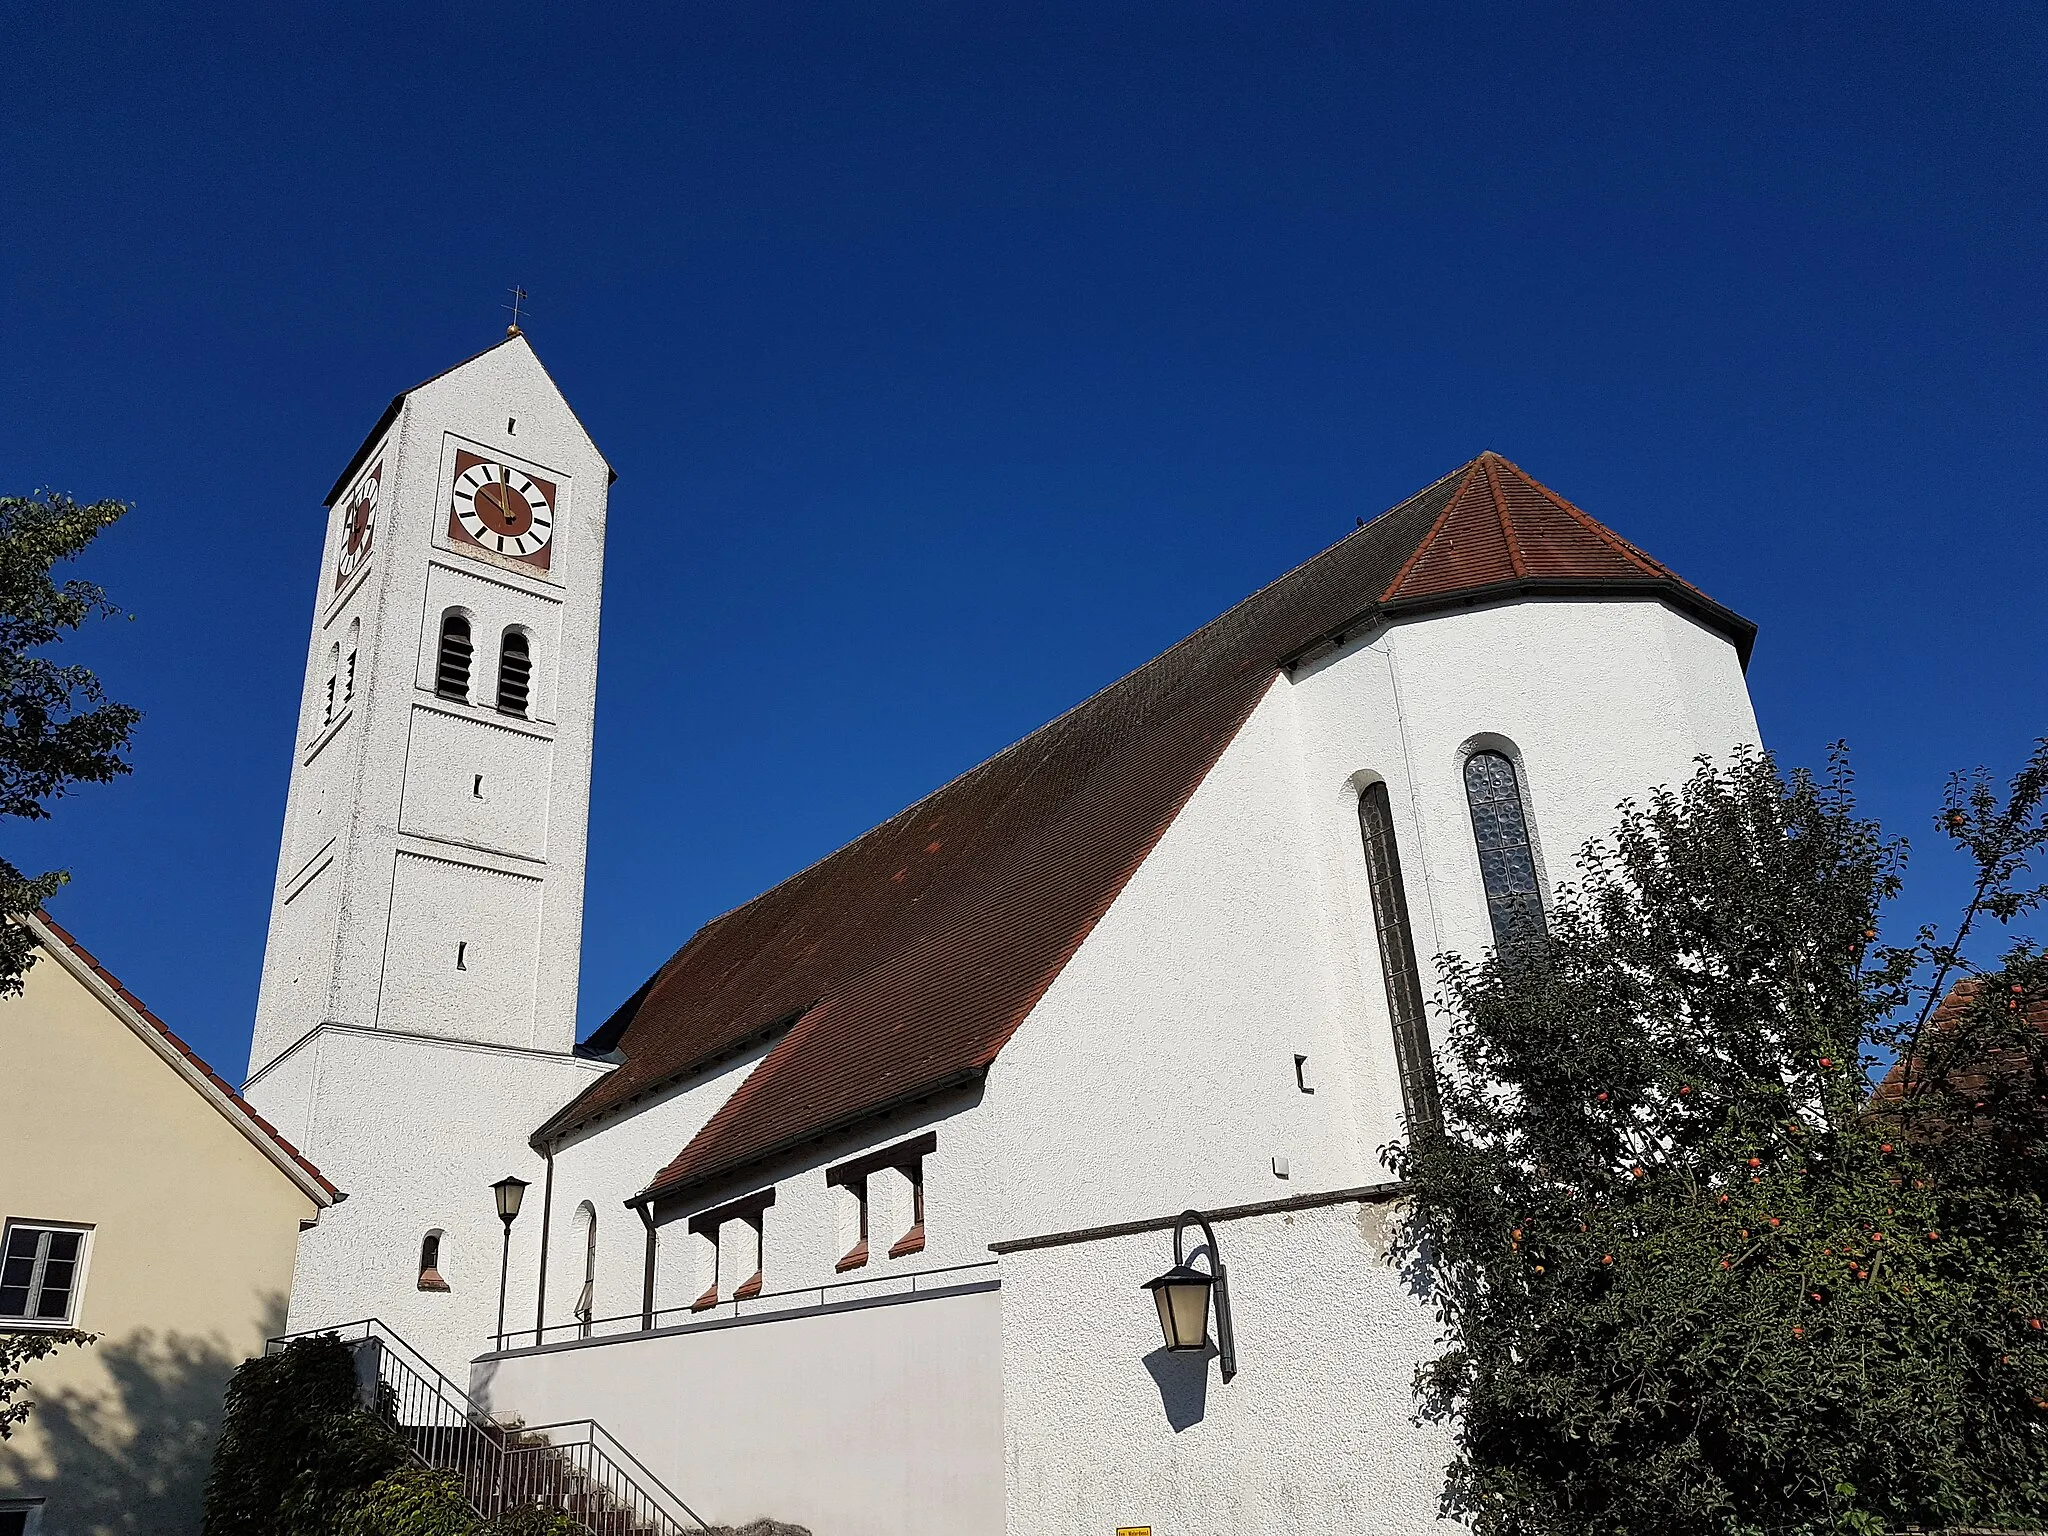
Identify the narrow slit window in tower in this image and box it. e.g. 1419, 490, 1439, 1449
1357, 780, 1441, 1133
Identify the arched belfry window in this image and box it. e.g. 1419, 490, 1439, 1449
1464, 749, 1547, 950
1356, 781, 1440, 1132
497, 629, 531, 717
435, 613, 473, 701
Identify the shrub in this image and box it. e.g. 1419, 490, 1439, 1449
201, 1335, 407, 1536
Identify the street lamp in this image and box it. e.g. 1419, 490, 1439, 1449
491, 1175, 530, 1351
1141, 1209, 1236, 1380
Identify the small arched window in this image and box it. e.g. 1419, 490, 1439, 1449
1463, 749, 1547, 950
418, 1230, 449, 1292
573, 1201, 597, 1337
497, 629, 532, 717
435, 613, 473, 701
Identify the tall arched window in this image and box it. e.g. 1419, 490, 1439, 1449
435, 613, 473, 701
497, 629, 532, 717
573, 1201, 597, 1337
1464, 749, 1547, 950
1356, 781, 1440, 1132
343, 618, 360, 706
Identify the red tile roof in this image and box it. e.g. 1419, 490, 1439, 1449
541, 454, 1754, 1205
1874, 978, 2048, 1107
31, 914, 342, 1202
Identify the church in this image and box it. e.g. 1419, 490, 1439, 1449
241, 334, 1761, 1536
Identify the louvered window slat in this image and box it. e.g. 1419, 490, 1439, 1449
436, 615, 473, 701
497, 630, 531, 716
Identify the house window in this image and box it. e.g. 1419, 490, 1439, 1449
417, 1231, 449, 1292
0, 1222, 90, 1326
0, 1500, 45, 1536
497, 630, 532, 717
435, 613, 473, 701
1464, 749, 1547, 949
685, 1188, 775, 1312
827, 1131, 935, 1263
1356, 781, 1440, 1132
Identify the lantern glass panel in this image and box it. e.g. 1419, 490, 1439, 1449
1145, 1266, 1213, 1351
493, 1177, 529, 1222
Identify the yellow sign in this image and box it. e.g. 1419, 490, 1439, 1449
1117, 1529, 1153, 1536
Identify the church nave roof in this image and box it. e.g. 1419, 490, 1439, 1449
536, 453, 1754, 1203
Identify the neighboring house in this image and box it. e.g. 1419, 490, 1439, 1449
244, 335, 1762, 1535
0, 914, 339, 1536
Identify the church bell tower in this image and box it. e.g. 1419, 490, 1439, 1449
243, 334, 615, 1371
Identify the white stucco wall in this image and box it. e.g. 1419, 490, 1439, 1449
987, 596, 1759, 1241
248, 1024, 608, 1380
1001, 1197, 1450, 1536
982, 595, 1756, 1530
471, 1283, 1005, 1536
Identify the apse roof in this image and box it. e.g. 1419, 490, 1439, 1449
535, 453, 1755, 1204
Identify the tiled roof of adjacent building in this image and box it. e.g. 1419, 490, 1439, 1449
1872, 978, 2048, 1108
27, 913, 342, 1203
536, 453, 1756, 1204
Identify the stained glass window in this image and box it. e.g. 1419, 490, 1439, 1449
1464, 750, 1547, 950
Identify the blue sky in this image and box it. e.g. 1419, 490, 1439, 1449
4, 3, 2044, 1077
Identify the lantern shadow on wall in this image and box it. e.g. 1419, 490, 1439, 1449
1142, 1342, 1214, 1431
1138, 1210, 1236, 1429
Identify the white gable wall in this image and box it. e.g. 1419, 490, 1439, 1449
990, 594, 1759, 1535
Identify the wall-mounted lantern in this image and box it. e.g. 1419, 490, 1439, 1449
1141, 1209, 1236, 1380
491, 1175, 530, 1350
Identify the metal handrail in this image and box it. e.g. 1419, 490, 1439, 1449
505, 1420, 709, 1531
504, 1256, 1001, 1351
267, 1318, 710, 1533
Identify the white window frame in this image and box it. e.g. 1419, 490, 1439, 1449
0, 1219, 94, 1330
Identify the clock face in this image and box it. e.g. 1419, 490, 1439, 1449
335, 458, 382, 587
449, 452, 556, 568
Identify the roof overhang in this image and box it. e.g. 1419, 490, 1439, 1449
1279, 575, 1758, 674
